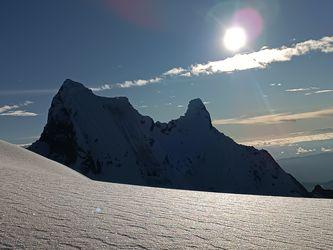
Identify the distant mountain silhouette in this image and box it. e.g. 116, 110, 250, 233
311, 185, 333, 199
29, 79, 309, 197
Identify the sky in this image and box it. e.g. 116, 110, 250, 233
1, 0, 333, 159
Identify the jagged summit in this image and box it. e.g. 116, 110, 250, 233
184, 98, 212, 127
29, 79, 309, 197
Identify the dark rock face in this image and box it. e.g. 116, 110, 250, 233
35, 92, 78, 165
29, 79, 310, 197
311, 185, 333, 199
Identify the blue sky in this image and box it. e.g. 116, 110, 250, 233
1, 0, 333, 159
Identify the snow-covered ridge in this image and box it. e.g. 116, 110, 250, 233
2, 139, 332, 249
29, 79, 309, 197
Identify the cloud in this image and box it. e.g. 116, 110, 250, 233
285, 87, 318, 92
137, 105, 148, 108
0, 110, 38, 117
0, 101, 37, 117
91, 77, 163, 91
190, 36, 333, 75
284, 86, 333, 95
270, 83, 282, 86
321, 147, 333, 152
314, 89, 333, 94
0, 104, 19, 113
305, 89, 333, 95
163, 67, 186, 76
320, 147, 333, 153
240, 130, 333, 147
90, 35, 333, 91
212, 106, 333, 125
296, 146, 316, 155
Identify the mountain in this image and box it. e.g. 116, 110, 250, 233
322, 180, 333, 189
278, 153, 333, 183
311, 185, 333, 199
2, 139, 332, 248
29, 79, 309, 197
302, 180, 333, 192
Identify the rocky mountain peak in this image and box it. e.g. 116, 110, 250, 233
184, 98, 212, 127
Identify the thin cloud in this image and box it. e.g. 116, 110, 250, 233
0, 110, 38, 117
285, 87, 318, 92
314, 89, 333, 93
305, 89, 333, 95
0, 101, 37, 117
212, 106, 333, 125
90, 35, 333, 91
240, 131, 333, 147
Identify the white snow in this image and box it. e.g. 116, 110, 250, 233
1, 139, 332, 249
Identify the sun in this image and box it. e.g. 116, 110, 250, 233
223, 27, 247, 52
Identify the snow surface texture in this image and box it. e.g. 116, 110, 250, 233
30, 79, 308, 197
1, 140, 332, 249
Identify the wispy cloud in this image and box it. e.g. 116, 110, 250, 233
285, 87, 318, 92
90, 35, 333, 91
0, 110, 38, 117
240, 129, 333, 147
0, 101, 37, 117
212, 106, 333, 125
305, 89, 333, 95
284, 86, 333, 95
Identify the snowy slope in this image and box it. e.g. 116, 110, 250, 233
30, 79, 308, 197
1, 139, 333, 249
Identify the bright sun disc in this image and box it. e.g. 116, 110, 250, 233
223, 27, 247, 52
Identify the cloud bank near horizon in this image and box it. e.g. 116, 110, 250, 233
91, 35, 333, 91
240, 129, 333, 147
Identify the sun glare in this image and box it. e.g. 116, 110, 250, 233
223, 27, 247, 52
